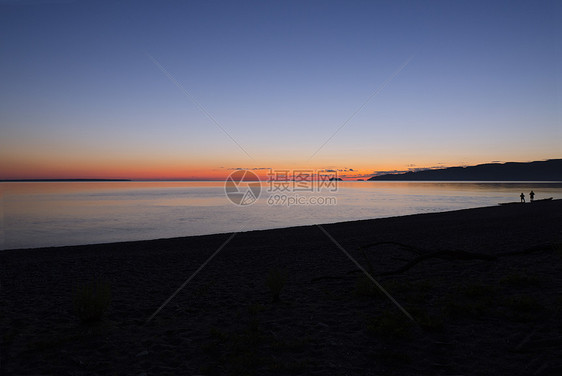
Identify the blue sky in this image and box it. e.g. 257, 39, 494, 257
0, 0, 560, 179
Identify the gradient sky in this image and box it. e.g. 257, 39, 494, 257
1, 0, 560, 180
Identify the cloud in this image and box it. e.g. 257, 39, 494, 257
224, 167, 271, 170
369, 163, 456, 177
318, 167, 355, 172
348, 173, 376, 179
371, 169, 408, 176
407, 167, 432, 172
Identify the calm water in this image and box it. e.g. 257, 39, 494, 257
1, 181, 561, 250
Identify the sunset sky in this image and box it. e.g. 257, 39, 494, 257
1, 0, 560, 180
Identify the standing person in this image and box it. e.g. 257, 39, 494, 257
529, 190, 535, 202
520, 193, 525, 203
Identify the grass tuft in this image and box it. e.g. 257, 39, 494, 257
266, 268, 286, 303
552, 242, 562, 256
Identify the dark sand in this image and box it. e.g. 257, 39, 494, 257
2, 201, 562, 375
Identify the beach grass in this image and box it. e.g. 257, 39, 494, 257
266, 268, 287, 303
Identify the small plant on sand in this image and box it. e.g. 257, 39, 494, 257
552, 242, 562, 256
266, 268, 286, 303
73, 279, 111, 324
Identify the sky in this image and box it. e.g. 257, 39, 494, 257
0, 0, 560, 180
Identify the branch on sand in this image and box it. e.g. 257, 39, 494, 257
311, 242, 555, 282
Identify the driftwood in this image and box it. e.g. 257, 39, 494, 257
311, 242, 556, 282
375, 250, 497, 276
498, 243, 554, 257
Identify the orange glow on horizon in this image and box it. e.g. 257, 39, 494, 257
2, 152, 551, 181
0, 158, 395, 181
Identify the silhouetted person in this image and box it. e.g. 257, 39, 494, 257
529, 191, 535, 202
520, 193, 525, 203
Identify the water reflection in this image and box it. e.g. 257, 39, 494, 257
2, 181, 561, 250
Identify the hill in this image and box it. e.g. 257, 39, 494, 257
368, 159, 562, 181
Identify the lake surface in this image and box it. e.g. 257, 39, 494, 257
2, 181, 561, 250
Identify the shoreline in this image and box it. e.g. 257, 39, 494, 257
2, 199, 560, 254
2, 199, 561, 374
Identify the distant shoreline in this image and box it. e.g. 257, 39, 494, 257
0, 179, 131, 182
2, 179, 561, 183
369, 159, 562, 181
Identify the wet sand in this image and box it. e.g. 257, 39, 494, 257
1, 200, 561, 375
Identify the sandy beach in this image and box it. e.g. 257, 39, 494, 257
1, 200, 561, 375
